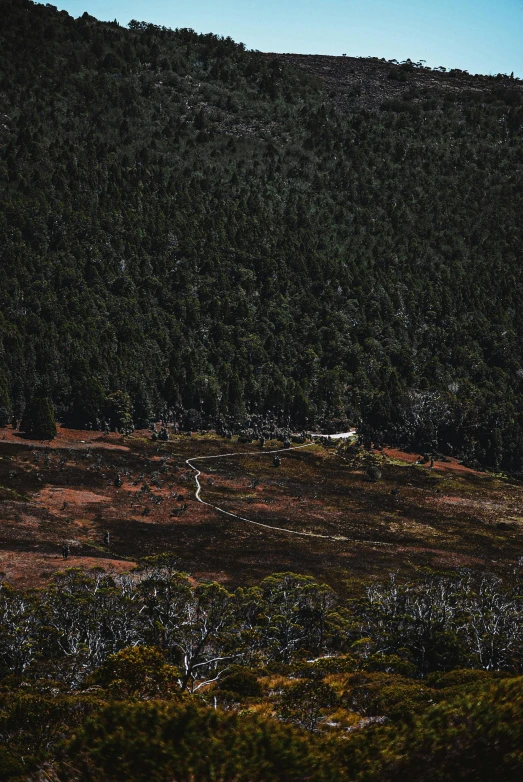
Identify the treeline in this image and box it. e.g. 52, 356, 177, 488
1, 0, 523, 470
1, 565, 523, 779
2, 564, 523, 685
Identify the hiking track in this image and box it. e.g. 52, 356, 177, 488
186, 439, 392, 547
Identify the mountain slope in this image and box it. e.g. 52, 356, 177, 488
1, 0, 523, 469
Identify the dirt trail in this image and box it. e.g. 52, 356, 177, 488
186, 440, 392, 546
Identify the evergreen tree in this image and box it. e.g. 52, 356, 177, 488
20, 396, 56, 440
105, 391, 133, 432
0, 374, 11, 428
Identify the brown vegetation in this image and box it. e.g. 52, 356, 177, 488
0, 426, 521, 591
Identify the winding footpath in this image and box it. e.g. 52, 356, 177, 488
185, 434, 392, 546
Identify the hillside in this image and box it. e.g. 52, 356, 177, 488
1, 0, 523, 472
1, 426, 522, 591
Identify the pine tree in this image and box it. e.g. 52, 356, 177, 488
0, 374, 11, 428
21, 396, 57, 440
105, 390, 133, 433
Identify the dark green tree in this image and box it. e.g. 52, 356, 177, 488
20, 396, 56, 440
0, 374, 11, 427
105, 391, 133, 432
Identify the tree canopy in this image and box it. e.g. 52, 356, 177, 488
1, 0, 523, 469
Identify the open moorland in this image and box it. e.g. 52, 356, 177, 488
0, 425, 521, 592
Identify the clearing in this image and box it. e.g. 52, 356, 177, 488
0, 425, 521, 592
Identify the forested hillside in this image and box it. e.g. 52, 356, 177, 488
1, 0, 523, 469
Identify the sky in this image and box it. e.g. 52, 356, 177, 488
50, 0, 523, 78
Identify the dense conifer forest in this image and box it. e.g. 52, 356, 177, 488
1, 0, 523, 469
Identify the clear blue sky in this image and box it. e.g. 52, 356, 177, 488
50, 0, 523, 77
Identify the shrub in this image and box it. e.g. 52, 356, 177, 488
88, 646, 182, 699
341, 677, 523, 781
61, 701, 336, 781
216, 665, 263, 698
